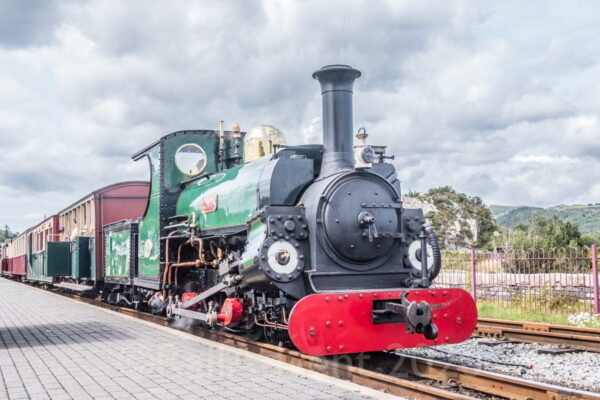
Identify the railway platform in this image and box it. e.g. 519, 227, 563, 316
0, 278, 397, 400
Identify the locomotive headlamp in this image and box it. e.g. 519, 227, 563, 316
354, 127, 374, 168
361, 147, 375, 164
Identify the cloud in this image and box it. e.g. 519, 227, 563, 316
1, 0, 600, 232
0, 0, 64, 47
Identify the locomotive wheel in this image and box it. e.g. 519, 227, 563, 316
165, 303, 174, 319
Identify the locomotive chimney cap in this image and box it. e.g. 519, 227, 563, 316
312, 65, 361, 93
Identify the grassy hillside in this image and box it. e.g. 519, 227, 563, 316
490, 204, 600, 235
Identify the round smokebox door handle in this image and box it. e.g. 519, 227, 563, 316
358, 211, 378, 242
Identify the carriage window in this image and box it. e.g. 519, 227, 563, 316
175, 143, 207, 176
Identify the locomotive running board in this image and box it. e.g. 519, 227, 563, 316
288, 288, 477, 356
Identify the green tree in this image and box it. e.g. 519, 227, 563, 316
580, 232, 600, 246
507, 216, 585, 250
503, 216, 592, 273
0, 225, 17, 243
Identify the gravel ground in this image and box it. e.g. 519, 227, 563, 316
395, 338, 600, 393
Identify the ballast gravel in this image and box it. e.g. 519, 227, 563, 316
395, 338, 600, 393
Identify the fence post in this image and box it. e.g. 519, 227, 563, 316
470, 249, 477, 302
593, 244, 599, 315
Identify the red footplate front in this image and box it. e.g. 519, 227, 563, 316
288, 288, 477, 356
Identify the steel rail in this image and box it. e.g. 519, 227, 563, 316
369, 353, 600, 400
477, 318, 600, 352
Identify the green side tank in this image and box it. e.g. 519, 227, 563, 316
175, 157, 269, 233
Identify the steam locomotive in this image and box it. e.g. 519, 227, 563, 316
1, 65, 477, 355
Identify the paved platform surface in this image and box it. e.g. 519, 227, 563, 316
0, 278, 398, 400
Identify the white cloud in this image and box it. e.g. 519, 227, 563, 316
1, 0, 600, 231
510, 155, 578, 164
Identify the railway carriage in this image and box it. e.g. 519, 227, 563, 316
0, 182, 149, 288
26, 215, 64, 283
4, 229, 29, 278
54, 181, 149, 289
0, 243, 6, 274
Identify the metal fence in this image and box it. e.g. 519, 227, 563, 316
434, 244, 600, 317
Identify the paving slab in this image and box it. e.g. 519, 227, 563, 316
0, 278, 400, 400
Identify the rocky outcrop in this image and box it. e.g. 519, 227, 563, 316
403, 187, 497, 250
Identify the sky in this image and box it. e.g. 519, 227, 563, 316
1, 0, 599, 232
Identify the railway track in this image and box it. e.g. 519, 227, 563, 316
476, 317, 600, 352
30, 284, 597, 400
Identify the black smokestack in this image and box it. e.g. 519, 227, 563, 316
312, 64, 361, 177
